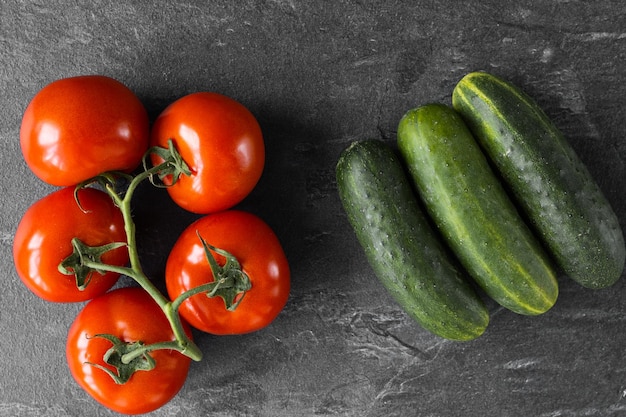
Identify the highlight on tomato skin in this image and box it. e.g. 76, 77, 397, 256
66, 287, 193, 415
149, 92, 265, 214
19, 75, 150, 186
166, 210, 291, 335
12, 186, 128, 303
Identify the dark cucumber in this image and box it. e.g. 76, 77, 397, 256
452, 71, 625, 289
336, 140, 489, 341
397, 103, 558, 315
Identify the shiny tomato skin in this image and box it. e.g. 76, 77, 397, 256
166, 210, 290, 335
12, 187, 128, 302
150, 92, 264, 214
20, 75, 150, 186
66, 287, 192, 415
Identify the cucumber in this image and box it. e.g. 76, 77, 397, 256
336, 140, 489, 341
452, 71, 625, 289
397, 103, 558, 315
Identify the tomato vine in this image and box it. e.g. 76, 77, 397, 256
59, 140, 252, 371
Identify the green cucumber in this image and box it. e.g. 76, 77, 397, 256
336, 140, 489, 341
452, 71, 625, 289
397, 103, 558, 315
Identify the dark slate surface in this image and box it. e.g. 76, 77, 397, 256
2, 1, 626, 416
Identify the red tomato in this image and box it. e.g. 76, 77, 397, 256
20, 75, 150, 186
13, 187, 128, 302
166, 210, 290, 335
66, 287, 192, 415
150, 92, 265, 214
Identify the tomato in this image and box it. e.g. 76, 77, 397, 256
166, 210, 290, 335
20, 75, 150, 186
66, 287, 192, 415
13, 187, 128, 302
150, 92, 265, 214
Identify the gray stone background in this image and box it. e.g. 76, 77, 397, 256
2, 1, 626, 416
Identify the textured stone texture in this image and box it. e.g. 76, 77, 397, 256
2, 1, 626, 416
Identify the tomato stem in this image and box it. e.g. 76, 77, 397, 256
78, 143, 203, 363
116, 160, 202, 362
171, 276, 241, 312
119, 340, 182, 365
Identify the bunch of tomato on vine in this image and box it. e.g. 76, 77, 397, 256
13, 75, 291, 415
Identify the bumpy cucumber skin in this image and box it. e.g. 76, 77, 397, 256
452, 71, 625, 289
397, 104, 558, 315
336, 140, 489, 341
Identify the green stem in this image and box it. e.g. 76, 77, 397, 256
102, 177, 167, 307
94, 160, 203, 362
120, 341, 183, 364
79, 260, 135, 278
170, 277, 237, 312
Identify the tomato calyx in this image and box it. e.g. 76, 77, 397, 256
143, 138, 191, 187
75, 172, 133, 205
197, 232, 252, 311
171, 232, 252, 312
86, 334, 156, 385
58, 238, 127, 290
